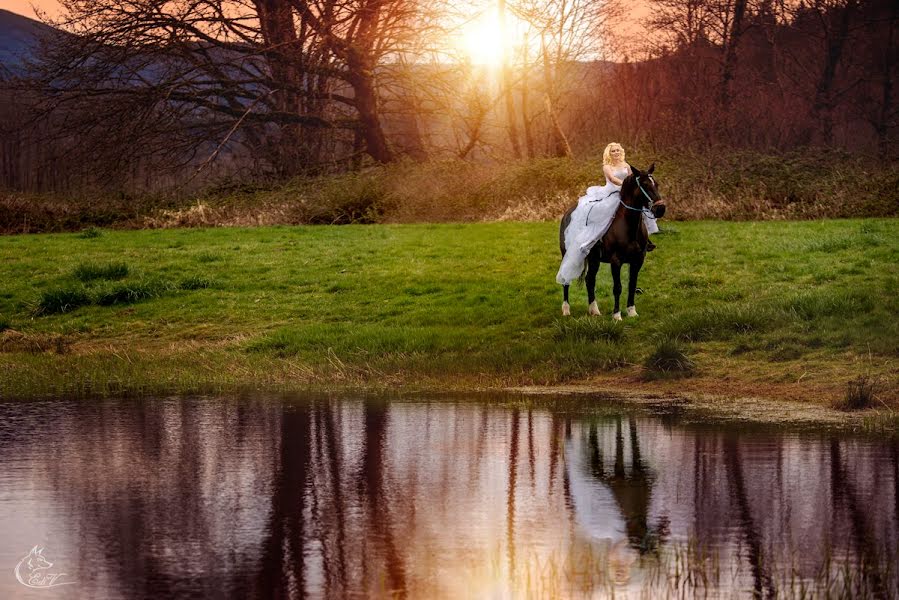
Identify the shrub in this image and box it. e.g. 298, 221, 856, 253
5, 149, 898, 233
553, 317, 626, 343
768, 344, 803, 362
550, 340, 631, 375
35, 287, 92, 315
94, 280, 169, 306
0, 317, 9, 332
787, 290, 872, 321
301, 171, 389, 224
195, 252, 222, 263
77, 227, 102, 239
659, 305, 773, 342
643, 338, 695, 378
74, 262, 129, 282
178, 276, 214, 290
834, 376, 880, 410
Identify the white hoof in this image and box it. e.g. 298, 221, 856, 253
588, 301, 601, 316
627, 306, 638, 317
562, 302, 570, 317
613, 312, 622, 321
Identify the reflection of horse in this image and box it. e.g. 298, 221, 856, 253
559, 164, 666, 320
589, 418, 669, 554
567, 417, 668, 560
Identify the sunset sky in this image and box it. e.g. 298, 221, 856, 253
1, 1, 60, 19
1, 0, 650, 62
1, 0, 647, 29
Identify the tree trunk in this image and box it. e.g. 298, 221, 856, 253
458, 99, 488, 159
499, 0, 522, 159
397, 56, 429, 161
345, 0, 394, 164
347, 62, 394, 164
810, 0, 857, 145
541, 34, 573, 158
255, 0, 306, 174
718, 0, 748, 114
875, 3, 897, 157
520, 37, 536, 159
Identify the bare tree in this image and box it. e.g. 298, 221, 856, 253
812, 0, 858, 144
520, 32, 536, 159
540, 32, 572, 157
514, 0, 617, 157
648, 0, 713, 52
717, 0, 748, 114
866, 0, 898, 155
17, 0, 434, 188
498, 0, 524, 158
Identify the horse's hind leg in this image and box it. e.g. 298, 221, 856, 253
562, 285, 570, 316
627, 261, 642, 317
585, 255, 601, 316
611, 262, 623, 321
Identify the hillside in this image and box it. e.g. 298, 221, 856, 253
0, 9, 56, 76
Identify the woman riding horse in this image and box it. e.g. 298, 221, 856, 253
558, 162, 666, 320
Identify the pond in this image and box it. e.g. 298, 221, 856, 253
0, 394, 896, 598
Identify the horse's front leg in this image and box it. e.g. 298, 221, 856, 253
585, 254, 601, 316
627, 259, 643, 317
611, 261, 623, 321
562, 285, 570, 316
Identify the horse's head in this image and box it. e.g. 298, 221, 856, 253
625, 163, 665, 218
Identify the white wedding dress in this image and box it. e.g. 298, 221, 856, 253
556, 165, 659, 286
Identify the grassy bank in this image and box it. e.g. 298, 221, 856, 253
1, 219, 896, 409
3, 149, 898, 233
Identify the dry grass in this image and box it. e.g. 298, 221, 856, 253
141, 201, 297, 228
0, 329, 73, 354
7, 148, 895, 233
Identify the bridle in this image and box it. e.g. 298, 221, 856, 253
584, 173, 664, 225
619, 174, 663, 220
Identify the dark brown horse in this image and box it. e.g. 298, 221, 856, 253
559, 164, 666, 320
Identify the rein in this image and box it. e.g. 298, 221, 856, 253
621, 177, 662, 220
583, 176, 663, 225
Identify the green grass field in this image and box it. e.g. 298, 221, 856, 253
1, 219, 896, 405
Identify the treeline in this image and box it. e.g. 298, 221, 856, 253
624, 0, 898, 153
0, 0, 895, 194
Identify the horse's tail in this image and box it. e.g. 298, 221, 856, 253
575, 259, 588, 286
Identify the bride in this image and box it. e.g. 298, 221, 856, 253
556, 143, 658, 286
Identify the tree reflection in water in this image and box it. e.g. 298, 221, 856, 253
0, 395, 896, 599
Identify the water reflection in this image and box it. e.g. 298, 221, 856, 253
0, 396, 896, 598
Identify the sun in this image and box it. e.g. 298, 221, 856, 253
458, 11, 517, 67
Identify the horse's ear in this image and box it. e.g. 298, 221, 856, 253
647, 163, 655, 175
630, 164, 642, 177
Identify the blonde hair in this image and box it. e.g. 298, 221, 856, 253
602, 143, 625, 166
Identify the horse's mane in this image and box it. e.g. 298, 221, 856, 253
619, 173, 637, 198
